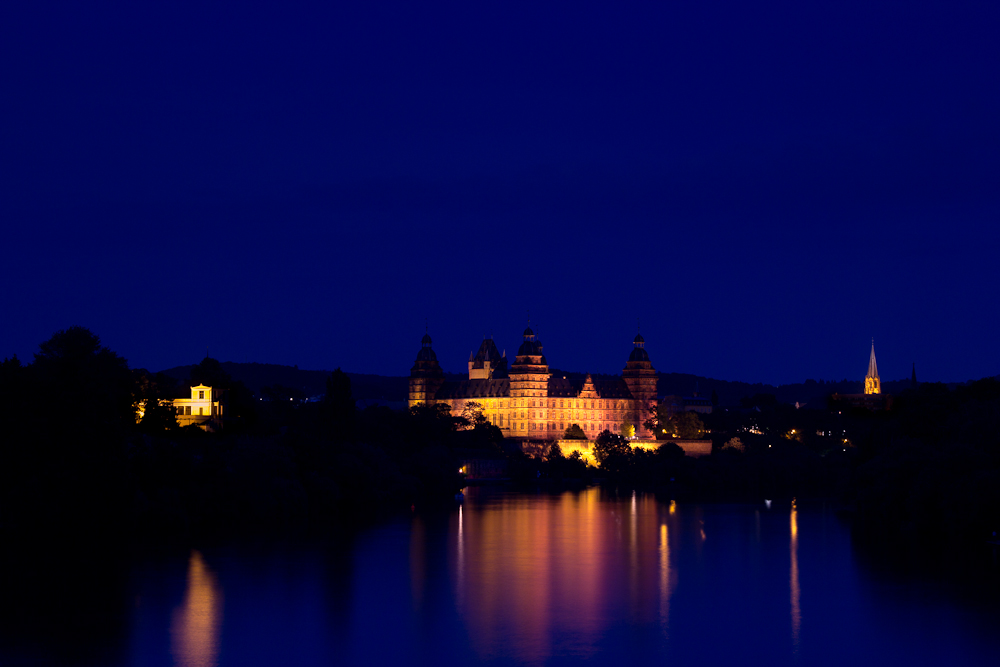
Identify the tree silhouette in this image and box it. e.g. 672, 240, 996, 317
32, 326, 134, 444
323, 368, 356, 440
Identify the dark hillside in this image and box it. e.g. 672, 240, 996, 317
159, 361, 985, 406
158, 362, 463, 401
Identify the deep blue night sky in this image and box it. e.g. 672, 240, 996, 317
2, 1, 998, 385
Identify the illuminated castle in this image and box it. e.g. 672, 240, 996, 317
409, 327, 658, 440
864, 340, 880, 395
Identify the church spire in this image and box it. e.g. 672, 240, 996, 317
865, 339, 881, 395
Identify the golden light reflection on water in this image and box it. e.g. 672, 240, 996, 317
659, 520, 677, 635
790, 502, 801, 647
171, 551, 223, 667
452, 488, 672, 663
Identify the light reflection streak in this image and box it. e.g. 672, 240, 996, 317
170, 551, 223, 667
630, 491, 638, 584
658, 521, 677, 635
455, 487, 607, 662
454, 487, 680, 662
790, 501, 801, 647
457, 504, 465, 607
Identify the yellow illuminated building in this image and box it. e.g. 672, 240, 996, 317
831, 339, 891, 410
864, 340, 881, 395
164, 384, 225, 431
409, 327, 658, 440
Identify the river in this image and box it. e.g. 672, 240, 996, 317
2, 486, 999, 666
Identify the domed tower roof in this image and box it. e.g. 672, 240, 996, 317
517, 325, 544, 357
628, 328, 649, 361
415, 331, 437, 362
628, 346, 650, 362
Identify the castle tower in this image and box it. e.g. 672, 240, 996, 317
864, 340, 881, 395
409, 332, 445, 408
509, 326, 551, 439
622, 332, 658, 437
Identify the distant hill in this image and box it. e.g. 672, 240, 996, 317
652, 373, 918, 408
158, 362, 460, 401
159, 361, 985, 407
157, 362, 562, 402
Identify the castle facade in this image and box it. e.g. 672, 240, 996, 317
409, 326, 658, 440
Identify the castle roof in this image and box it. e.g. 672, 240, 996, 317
436, 378, 510, 400
472, 338, 503, 366
545, 375, 635, 399
546, 376, 582, 397
593, 376, 635, 398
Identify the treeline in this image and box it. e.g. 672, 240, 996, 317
554, 382, 1000, 548
153, 360, 961, 408
0, 327, 488, 543
4, 327, 998, 550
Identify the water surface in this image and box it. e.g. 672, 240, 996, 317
3, 487, 999, 666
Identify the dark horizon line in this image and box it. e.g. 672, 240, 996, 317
150, 358, 995, 390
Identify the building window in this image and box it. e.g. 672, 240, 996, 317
199, 390, 205, 399
185, 406, 191, 415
